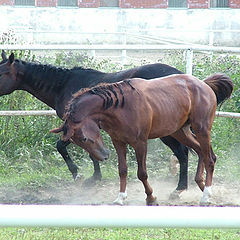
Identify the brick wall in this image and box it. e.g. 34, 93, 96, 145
0, 0, 239, 8
119, 0, 167, 8
188, 0, 209, 8
37, 0, 57, 7
229, 0, 240, 8
78, 0, 100, 8
0, 0, 13, 5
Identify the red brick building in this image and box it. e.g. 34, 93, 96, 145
0, 0, 239, 8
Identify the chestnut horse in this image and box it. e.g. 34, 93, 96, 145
51, 73, 233, 205
0, 51, 191, 198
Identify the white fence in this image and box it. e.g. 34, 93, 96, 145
0, 110, 239, 118
1, 205, 240, 228
1, 43, 240, 74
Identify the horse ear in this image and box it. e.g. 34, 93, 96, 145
13, 60, 24, 76
8, 53, 14, 64
1, 50, 7, 61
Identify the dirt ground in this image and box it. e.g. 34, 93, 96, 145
0, 177, 239, 206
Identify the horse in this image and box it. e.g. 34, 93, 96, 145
51, 73, 233, 205
0, 51, 191, 197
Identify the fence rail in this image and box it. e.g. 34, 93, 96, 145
1, 43, 240, 52
0, 110, 239, 118
1, 43, 240, 74
0, 205, 240, 228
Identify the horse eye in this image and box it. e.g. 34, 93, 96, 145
81, 137, 87, 143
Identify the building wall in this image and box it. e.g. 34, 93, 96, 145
119, 0, 168, 8
0, 0, 240, 8
0, 5, 240, 46
188, 0, 209, 8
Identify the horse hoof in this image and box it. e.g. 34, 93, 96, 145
74, 174, 83, 182
200, 186, 212, 205
113, 192, 127, 205
113, 199, 124, 205
146, 197, 158, 206
169, 190, 182, 200
200, 196, 211, 206
72, 172, 79, 180
82, 176, 98, 188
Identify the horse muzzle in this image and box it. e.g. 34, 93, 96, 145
97, 148, 110, 161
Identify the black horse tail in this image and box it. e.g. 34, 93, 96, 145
203, 73, 234, 106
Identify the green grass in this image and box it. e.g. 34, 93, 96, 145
0, 228, 240, 240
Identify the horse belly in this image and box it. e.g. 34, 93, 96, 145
148, 103, 190, 139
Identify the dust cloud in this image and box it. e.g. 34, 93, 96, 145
0, 177, 239, 206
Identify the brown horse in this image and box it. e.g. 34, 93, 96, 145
51, 74, 233, 205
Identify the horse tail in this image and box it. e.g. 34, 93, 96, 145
203, 73, 233, 105
50, 125, 64, 134
50, 122, 74, 141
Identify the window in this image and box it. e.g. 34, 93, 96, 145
210, 0, 229, 8
15, 0, 35, 6
168, 0, 187, 8
58, 0, 78, 7
100, 0, 119, 7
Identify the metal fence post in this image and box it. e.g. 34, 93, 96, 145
186, 49, 193, 75
121, 32, 127, 65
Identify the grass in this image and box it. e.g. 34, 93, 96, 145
0, 228, 240, 240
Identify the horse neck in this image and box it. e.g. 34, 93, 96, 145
18, 62, 69, 110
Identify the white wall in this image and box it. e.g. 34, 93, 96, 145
0, 6, 240, 46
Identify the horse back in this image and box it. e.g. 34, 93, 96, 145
128, 75, 216, 138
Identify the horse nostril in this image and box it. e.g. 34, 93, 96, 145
104, 149, 110, 160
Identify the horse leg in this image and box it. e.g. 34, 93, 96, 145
56, 139, 79, 180
135, 141, 158, 206
112, 140, 128, 205
82, 155, 102, 187
174, 124, 215, 204
171, 127, 207, 196
160, 136, 188, 199
194, 131, 215, 204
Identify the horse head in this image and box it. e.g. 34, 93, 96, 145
0, 51, 24, 96
76, 119, 110, 161
51, 117, 110, 162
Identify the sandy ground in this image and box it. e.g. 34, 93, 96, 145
0, 177, 239, 206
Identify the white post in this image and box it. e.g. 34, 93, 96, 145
209, 30, 214, 46
186, 49, 193, 75
121, 32, 127, 65
91, 50, 96, 58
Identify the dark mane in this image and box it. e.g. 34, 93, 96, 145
20, 61, 103, 93
20, 60, 72, 92
65, 80, 136, 121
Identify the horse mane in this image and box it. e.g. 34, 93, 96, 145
19, 60, 103, 92
19, 60, 71, 91
64, 80, 136, 121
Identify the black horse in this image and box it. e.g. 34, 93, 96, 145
0, 51, 188, 197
